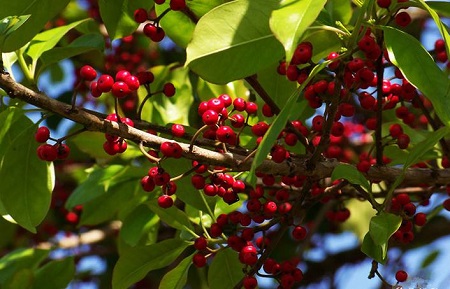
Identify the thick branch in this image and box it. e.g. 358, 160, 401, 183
1, 73, 450, 185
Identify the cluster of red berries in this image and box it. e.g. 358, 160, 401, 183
103, 113, 134, 155
141, 165, 177, 208
277, 41, 313, 84
434, 38, 449, 68
134, 0, 187, 42
35, 126, 70, 161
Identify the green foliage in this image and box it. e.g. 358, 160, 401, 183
158, 253, 194, 289
32, 257, 75, 289
208, 248, 244, 289
0, 108, 54, 232
331, 163, 370, 191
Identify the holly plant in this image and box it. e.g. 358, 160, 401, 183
1, 0, 450, 288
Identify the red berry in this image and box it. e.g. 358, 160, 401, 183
230, 113, 245, 128
160, 141, 183, 158
233, 98, 246, 111
291, 42, 313, 64
414, 212, 427, 226
292, 226, 307, 240
242, 276, 257, 289
170, 0, 186, 10
163, 83, 176, 97
443, 198, 450, 211
55, 143, 70, 159
397, 133, 410, 149
171, 124, 185, 137
194, 237, 208, 250
124, 75, 140, 91
263, 201, 277, 216
97, 74, 114, 92
79, 65, 97, 81
157, 195, 174, 208
111, 81, 130, 98
271, 145, 287, 163
35, 126, 50, 143
239, 245, 258, 265
312, 115, 324, 132
251, 121, 269, 137
376, 0, 391, 8
395, 12, 411, 27
191, 174, 206, 190
216, 125, 237, 145
37, 144, 58, 161
136, 71, 154, 84
141, 176, 156, 192
395, 270, 408, 282
133, 8, 148, 23
202, 110, 219, 125
192, 253, 207, 267
90, 81, 102, 97
262, 103, 274, 117
245, 102, 258, 115
143, 24, 165, 42
389, 124, 403, 138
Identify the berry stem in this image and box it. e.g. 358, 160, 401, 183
53, 127, 87, 143
139, 141, 161, 163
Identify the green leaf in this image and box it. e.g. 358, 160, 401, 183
65, 164, 131, 209
270, 0, 328, 62
147, 199, 195, 234
0, 15, 30, 53
383, 26, 450, 125
361, 232, 385, 264
26, 19, 90, 62
0, 108, 54, 232
302, 30, 342, 63
99, 0, 153, 40
186, 0, 284, 84
325, 0, 352, 24
256, 63, 297, 108
32, 257, 75, 289
427, 1, 450, 17
112, 238, 190, 289
120, 204, 160, 246
331, 163, 370, 191
0, 248, 48, 285
4, 269, 33, 289
208, 248, 244, 289
0, 0, 70, 52
247, 61, 329, 187
403, 126, 450, 169
420, 250, 439, 268
38, 33, 104, 75
159, 253, 194, 289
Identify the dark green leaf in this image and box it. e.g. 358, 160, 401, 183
247, 61, 329, 187
331, 163, 370, 191
186, 0, 284, 84
302, 30, 342, 63
361, 232, 385, 264
99, 0, 153, 40
147, 199, 195, 234
0, 1, 70, 52
270, 0, 328, 62
158, 253, 194, 289
208, 248, 244, 289
326, 0, 352, 24
32, 257, 75, 289
427, 1, 450, 17
120, 204, 160, 246
256, 63, 297, 108
4, 269, 33, 289
0, 108, 54, 232
112, 238, 190, 289
383, 26, 450, 125
420, 250, 439, 268
154, 3, 195, 48
0, 248, 48, 285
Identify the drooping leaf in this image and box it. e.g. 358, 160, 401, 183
158, 253, 194, 289
331, 163, 370, 191
32, 257, 75, 289
0, 108, 54, 232
186, 0, 284, 84
0, 0, 70, 52
361, 232, 385, 264
383, 26, 450, 125
112, 238, 190, 289
99, 0, 154, 40
208, 248, 244, 289
270, 0, 328, 62
120, 204, 160, 246
247, 61, 329, 187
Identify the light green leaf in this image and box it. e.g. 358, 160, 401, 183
0, 15, 30, 52
0, 0, 70, 52
326, 0, 352, 24
112, 238, 190, 289
32, 257, 75, 289
270, 0, 328, 62
0, 108, 54, 232
186, 0, 284, 84
331, 163, 370, 191
208, 248, 244, 289
159, 253, 194, 289
383, 26, 450, 125
120, 204, 160, 246
26, 19, 90, 61
247, 61, 329, 187
99, 0, 153, 40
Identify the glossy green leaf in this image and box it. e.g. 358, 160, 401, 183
0, 15, 30, 53
270, 0, 328, 62
120, 204, 160, 246
65, 165, 129, 209
326, 0, 352, 24
26, 19, 90, 62
0, 108, 54, 232
403, 126, 450, 169
427, 1, 450, 17
158, 253, 194, 289
369, 212, 402, 246
155, 3, 196, 48
38, 33, 104, 74
361, 232, 385, 264
383, 26, 450, 125
417, 0, 450, 56
0, 248, 48, 285
112, 238, 190, 289
99, 0, 153, 40
331, 163, 370, 191
247, 61, 329, 187
32, 257, 75, 289
0, 0, 70, 52
208, 248, 244, 289
186, 0, 284, 84
147, 199, 195, 234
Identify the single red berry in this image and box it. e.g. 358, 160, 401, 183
414, 212, 427, 226
141, 176, 156, 192
271, 145, 287, 163
239, 245, 258, 265
90, 81, 102, 98
443, 198, 450, 211
55, 143, 70, 159
245, 102, 258, 115
292, 226, 307, 240
242, 276, 257, 289
191, 174, 206, 190
251, 122, 269, 137
111, 81, 130, 98
263, 201, 277, 216
35, 126, 50, 143
262, 103, 274, 117
356, 160, 371, 173
171, 124, 185, 137
395, 12, 412, 27
163, 83, 176, 97
230, 113, 245, 128
160, 141, 183, 158
97, 74, 114, 92
194, 237, 208, 250
157, 195, 174, 208
233, 97, 246, 111
210, 223, 223, 237
395, 270, 408, 282
192, 253, 207, 267
115, 70, 131, 82
136, 71, 154, 84
133, 8, 148, 23
79, 65, 97, 81
280, 274, 295, 289
124, 75, 140, 91
291, 42, 313, 64
376, 0, 391, 8
312, 115, 324, 132
389, 124, 403, 138
143, 24, 165, 42
170, 0, 186, 10
397, 133, 410, 149
202, 110, 219, 125
216, 125, 237, 145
